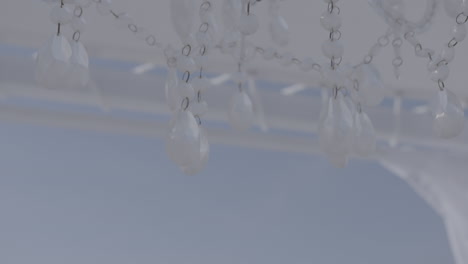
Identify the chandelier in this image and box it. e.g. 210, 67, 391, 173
35, 0, 467, 174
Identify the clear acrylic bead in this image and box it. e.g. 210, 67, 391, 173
430, 64, 450, 82
319, 93, 354, 159
452, 24, 467, 42
71, 16, 86, 32
66, 41, 90, 88
35, 35, 72, 89
166, 110, 201, 168
181, 126, 210, 175
431, 89, 465, 138
320, 11, 342, 31
321, 39, 343, 59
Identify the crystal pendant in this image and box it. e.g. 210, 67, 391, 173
170, 0, 196, 43
182, 127, 210, 175
270, 15, 289, 46
228, 90, 255, 130
166, 110, 201, 168
431, 89, 465, 139
165, 69, 180, 112
319, 93, 354, 164
35, 35, 72, 89
353, 109, 377, 157
66, 41, 90, 89
352, 64, 385, 107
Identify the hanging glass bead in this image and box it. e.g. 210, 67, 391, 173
319, 92, 354, 161
166, 110, 201, 169
321, 39, 344, 59
35, 35, 72, 89
320, 11, 342, 31
228, 90, 255, 130
430, 64, 450, 82
431, 89, 465, 138
67, 40, 90, 88
452, 24, 467, 42
181, 127, 210, 175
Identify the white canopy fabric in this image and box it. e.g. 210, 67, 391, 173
380, 149, 468, 264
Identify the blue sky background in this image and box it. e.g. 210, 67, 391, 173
0, 121, 454, 264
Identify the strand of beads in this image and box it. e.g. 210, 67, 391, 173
319, 0, 378, 167
403, 11, 466, 139
66, 4, 91, 89
166, 0, 209, 175
318, 0, 354, 167
94, 0, 164, 49
36, 0, 74, 89
227, 0, 257, 131
182, 0, 218, 175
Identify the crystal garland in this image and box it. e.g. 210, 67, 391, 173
35, 0, 467, 174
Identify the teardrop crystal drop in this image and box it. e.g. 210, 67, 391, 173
166, 111, 201, 168
432, 89, 465, 139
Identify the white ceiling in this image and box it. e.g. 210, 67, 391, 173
1, 0, 468, 104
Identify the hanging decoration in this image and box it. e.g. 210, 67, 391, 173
36, 0, 467, 174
